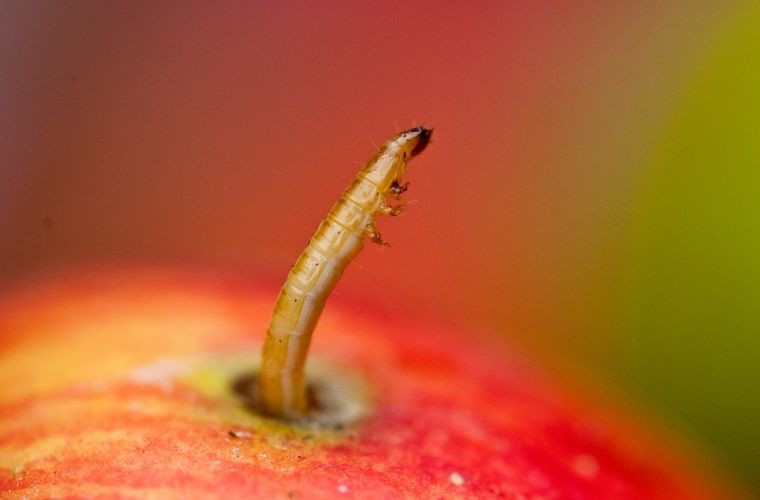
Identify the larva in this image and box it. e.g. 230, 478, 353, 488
258, 126, 433, 419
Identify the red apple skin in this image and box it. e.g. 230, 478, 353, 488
0, 269, 743, 499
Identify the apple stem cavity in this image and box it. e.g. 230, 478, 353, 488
257, 126, 432, 420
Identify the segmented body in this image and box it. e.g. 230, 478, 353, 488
259, 127, 432, 418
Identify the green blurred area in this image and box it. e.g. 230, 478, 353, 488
625, 2, 760, 491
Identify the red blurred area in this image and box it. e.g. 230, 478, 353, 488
0, 1, 729, 361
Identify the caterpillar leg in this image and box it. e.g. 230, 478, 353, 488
390, 180, 409, 199
378, 201, 405, 217
366, 220, 389, 246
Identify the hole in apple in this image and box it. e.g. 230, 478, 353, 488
231, 371, 370, 430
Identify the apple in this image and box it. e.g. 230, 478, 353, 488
0, 269, 741, 498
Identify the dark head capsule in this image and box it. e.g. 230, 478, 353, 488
410, 126, 433, 156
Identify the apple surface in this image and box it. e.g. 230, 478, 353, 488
0, 269, 739, 498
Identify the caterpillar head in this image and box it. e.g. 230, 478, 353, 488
407, 126, 433, 157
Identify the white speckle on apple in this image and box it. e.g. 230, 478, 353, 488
449, 472, 464, 486
572, 453, 599, 479
337, 484, 349, 494
230, 446, 241, 460
228, 430, 253, 439
128, 358, 188, 392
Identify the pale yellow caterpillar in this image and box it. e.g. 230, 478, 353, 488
259, 126, 433, 419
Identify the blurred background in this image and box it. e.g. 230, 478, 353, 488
1, 0, 758, 493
